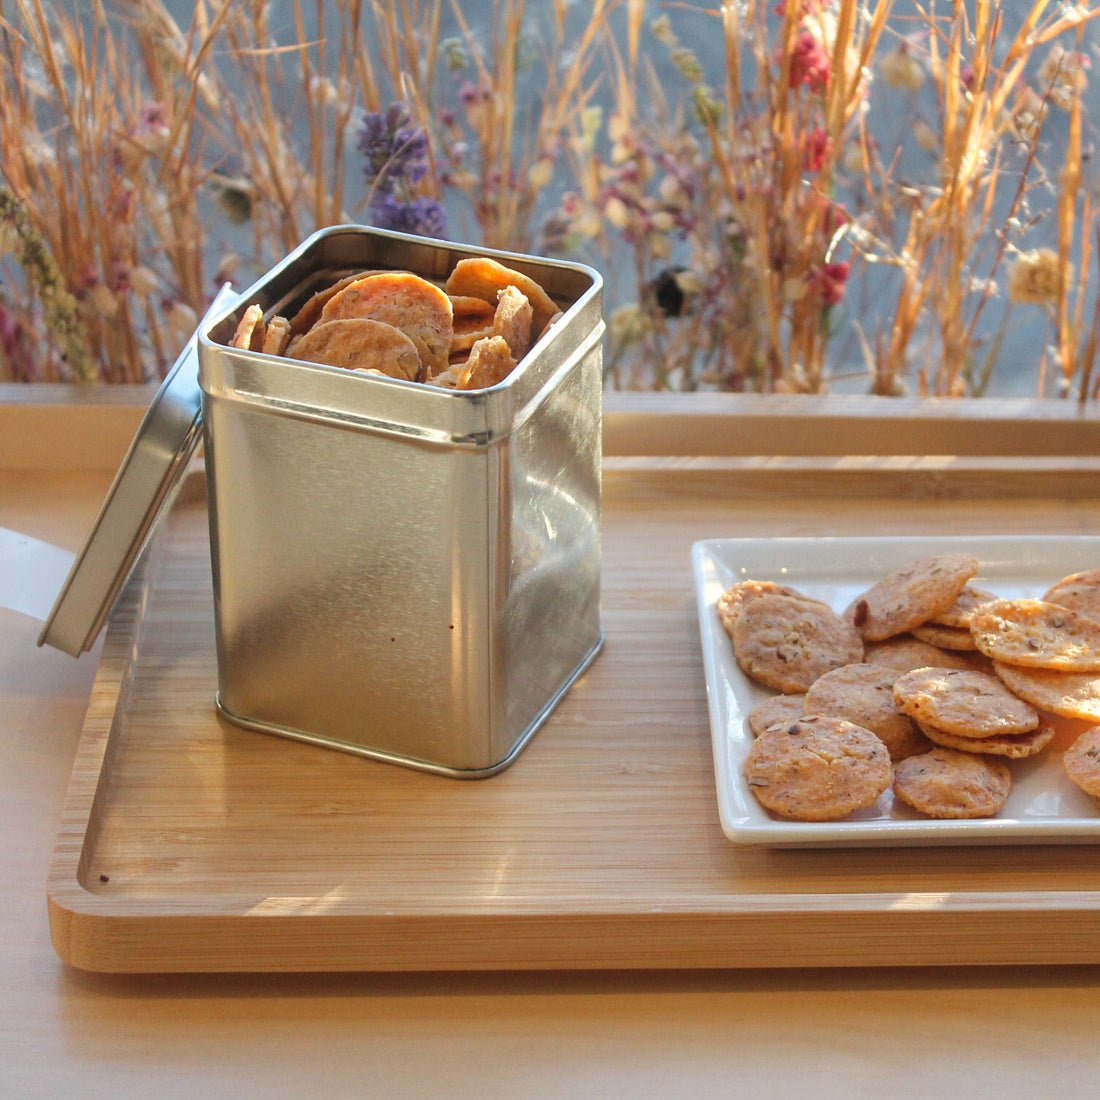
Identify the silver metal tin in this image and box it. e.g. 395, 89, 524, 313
198, 226, 604, 777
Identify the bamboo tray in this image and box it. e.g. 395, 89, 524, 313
47, 456, 1100, 973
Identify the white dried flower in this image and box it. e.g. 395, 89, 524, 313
608, 113, 630, 146
0, 218, 18, 256
650, 234, 672, 259
913, 119, 938, 151
880, 46, 925, 92
528, 158, 554, 190
165, 301, 199, 341
128, 266, 159, 299
609, 303, 654, 345
307, 75, 340, 106
674, 269, 705, 296
1008, 248, 1068, 305
1012, 86, 1048, 141
782, 276, 808, 302
650, 209, 676, 232
1039, 45, 1090, 109
214, 254, 241, 283
87, 284, 119, 318
603, 195, 631, 229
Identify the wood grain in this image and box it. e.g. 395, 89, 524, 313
45, 459, 1100, 972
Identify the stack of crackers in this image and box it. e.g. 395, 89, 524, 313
226, 256, 561, 391
720, 554, 1100, 822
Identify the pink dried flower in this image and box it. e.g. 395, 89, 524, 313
137, 101, 170, 137
787, 30, 831, 92
810, 260, 850, 306
802, 127, 831, 172
0, 302, 34, 380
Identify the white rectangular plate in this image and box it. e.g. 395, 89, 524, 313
692, 535, 1100, 847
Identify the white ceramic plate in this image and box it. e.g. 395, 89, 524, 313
692, 535, 1100, 847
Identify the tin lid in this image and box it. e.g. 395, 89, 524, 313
38, 285, 238, 657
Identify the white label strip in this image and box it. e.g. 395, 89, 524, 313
0, 526, 76, 623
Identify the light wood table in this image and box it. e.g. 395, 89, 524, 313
3, 391, 1100, 1097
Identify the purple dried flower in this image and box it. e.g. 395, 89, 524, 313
369, 195, 448, 239
357, 102, 430, 197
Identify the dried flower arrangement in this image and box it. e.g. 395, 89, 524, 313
0, 0, 1097, 402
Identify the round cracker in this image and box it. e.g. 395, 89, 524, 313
449, 294, 496, 319
848, 553, 979, 642
287, 272, 380, 336
916, 719, 1055, 759
288, 317, 422, 381
717, 580, 825, 640
444, 256, 558, 331
318, 271, 454, 375
893, 747, 1011, 819
911, 621, 978, 651
931, 585, 999, 629
1063, 726, 1100, 802
803, 662, 930, 761
863, 634, 976, 672
1042, 570, 1100, 623
892, 667, 1039, 737
992, 660, 1100, 721
744, 716, 892, 821
969, 598, 1100, 672
746, 693, 806, 737
732, 594, 864, 694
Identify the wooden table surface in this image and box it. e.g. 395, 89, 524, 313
4, 392, 1100, 1097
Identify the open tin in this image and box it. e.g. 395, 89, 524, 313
40, 225, 605, 777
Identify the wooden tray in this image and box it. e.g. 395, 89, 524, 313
47, 459, 1100, 972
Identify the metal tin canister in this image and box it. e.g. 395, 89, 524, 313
196, 226, 604, 777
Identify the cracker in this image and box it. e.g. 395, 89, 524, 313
910, 621, 978, 651
916, 719, 1055, 759
746, 693, 806, 737
732, 594, 864, 694
287, 272, 379, 336
317, 271, 454, 377
491, 283, 534, 360
892, 747, 1012, 819
863, 634, 976, 672
230, 303, 266, 351
261, 314, 291, 357
444, 256, 559, 331
1042, 569, 1100, 622
743, 716, 892, 821
1063, 726, 1100, 803
717, 579, 824, 640
803, 662, 931, 761
892, 667, 1039, 737
992, 660, 1100, 721
448, 294, 496, 319
425, 362, 464, 389
848, 553, 979, 642
288, 317, 422, 381
456, 335, 517, 390
450, 315, 496, 352
969, 598, 1100, 672
931, 585, 999, 629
